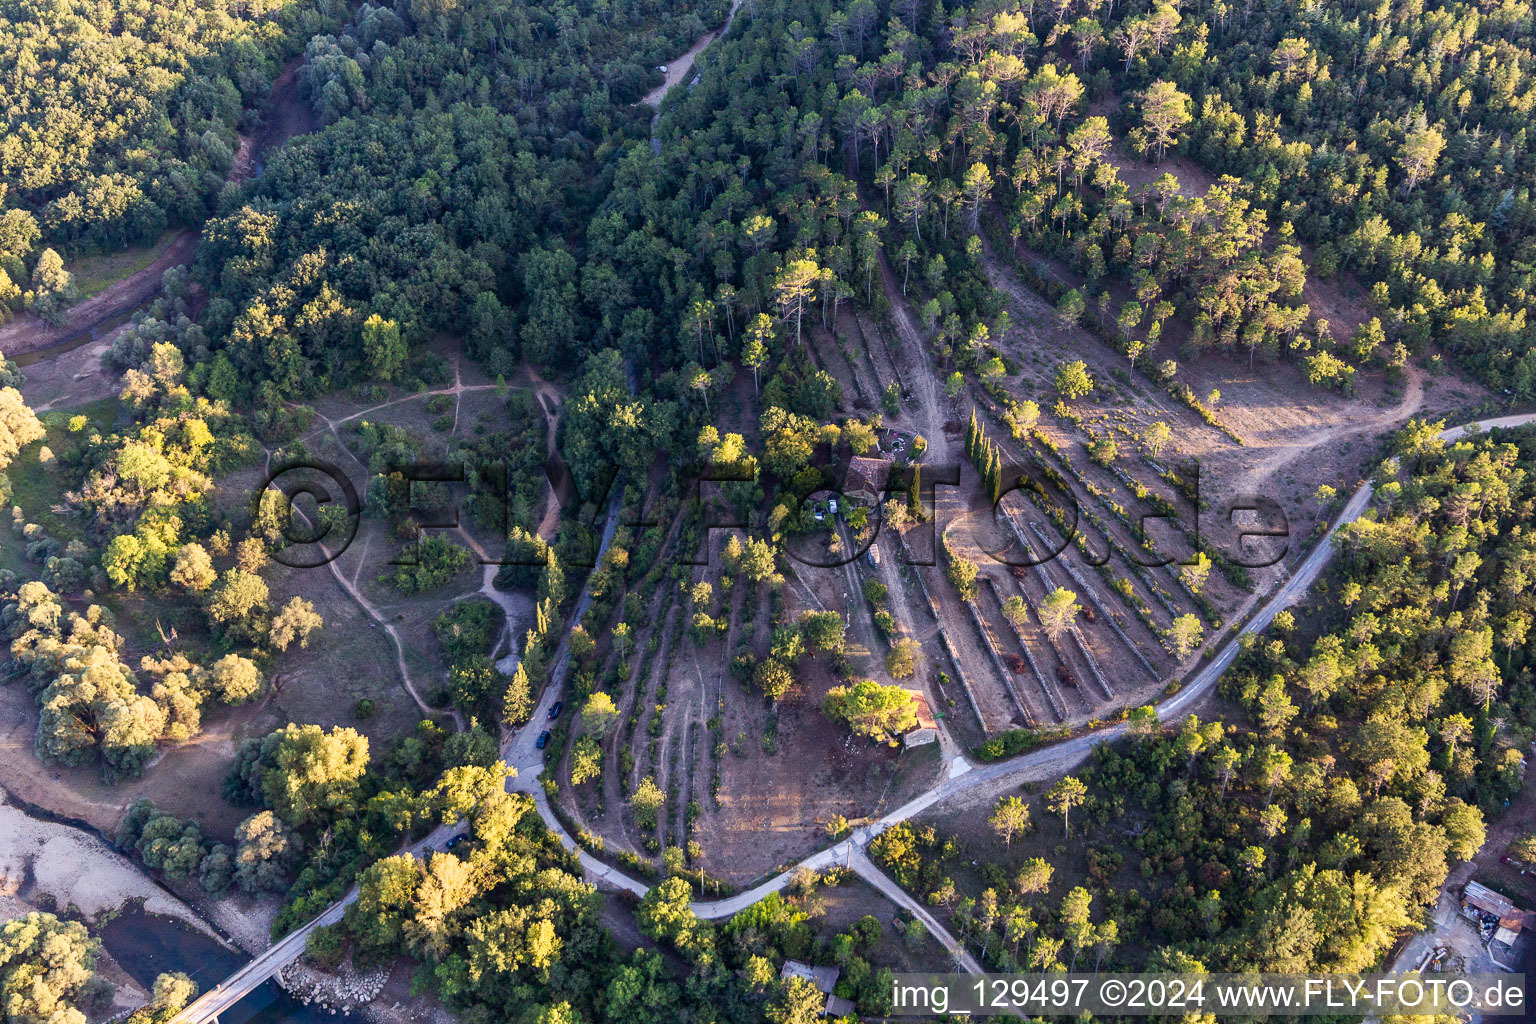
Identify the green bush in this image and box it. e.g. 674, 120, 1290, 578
384, 535, 471, 594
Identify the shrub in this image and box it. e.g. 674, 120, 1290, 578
384, 535, 471, 594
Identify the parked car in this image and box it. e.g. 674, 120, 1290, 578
548, 700, 564, 720
446, 833, 467, 850
536, 730, 551, 750
828, 498, 839, 515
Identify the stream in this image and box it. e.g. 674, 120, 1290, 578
101, 912, 322, 1024
10, 308, 135, 367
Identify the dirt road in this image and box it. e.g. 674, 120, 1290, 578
0, 231, 201, 358
638, 0, 746, 110
1, 54, 316, 360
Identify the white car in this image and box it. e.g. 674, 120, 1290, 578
657, 65, 668, 73
828, 499, 839, 515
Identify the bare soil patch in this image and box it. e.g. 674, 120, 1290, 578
696, 634, 941, 886
267, 552, 432, 743
866, 538, 987, 751
0, 680, 275, 837
16, 333, 120, 412
812, 875, 946, 971
876, 257, 953, 442
978, 235, 1488, 606
814, 313, 879, 412
1103, 147, 1220, 197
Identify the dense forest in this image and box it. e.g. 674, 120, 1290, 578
9, 0, 1536, 402
0, 0, 347, 324
194, 0, 727, 398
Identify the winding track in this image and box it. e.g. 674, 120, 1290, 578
169, 416, 1533, 1024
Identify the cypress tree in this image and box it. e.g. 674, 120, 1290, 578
907, 462, 923, 519
503, 663, 532, 725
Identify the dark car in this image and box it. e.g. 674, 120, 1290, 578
536, 730, 551, 750
446, 833, 467, 850
548, 700, 564, 720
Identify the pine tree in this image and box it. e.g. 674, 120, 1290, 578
503, 664, 532, 725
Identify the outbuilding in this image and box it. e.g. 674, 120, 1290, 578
843, 455, 887, 509
903, 690, 938, 748
779, 961, 853, 1017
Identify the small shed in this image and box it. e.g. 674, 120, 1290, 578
780, 961, 846, 1017
1463, 880, 1533, 946
780, 960, 840, 993
903, 690, 938, 748
1495, 914, 1525, 946
826, 994, 855, 1017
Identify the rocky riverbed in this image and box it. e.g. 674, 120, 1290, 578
278, 960, 391, 1015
